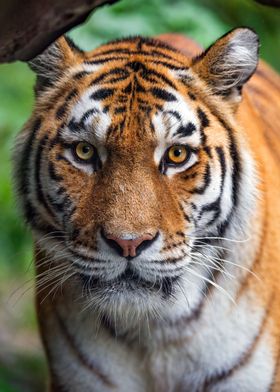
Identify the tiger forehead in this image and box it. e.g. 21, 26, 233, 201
84, 36, 191, 68
66, 41, 198, 145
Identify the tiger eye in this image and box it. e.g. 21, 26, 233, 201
75, 142, 94, 161
167, 145, 188, 164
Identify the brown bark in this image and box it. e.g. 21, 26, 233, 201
0, 0, 118, 63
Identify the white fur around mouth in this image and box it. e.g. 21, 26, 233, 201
79, 265, 180, 297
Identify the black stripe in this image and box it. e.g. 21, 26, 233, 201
126, 61, 144, 72
102, 105, 109, 114
114, 107, 126, 114
84, 56, 128, 65
150, 88, 177, 102
141, 68, 177, 90
55, 89, 78, 120
65, 89, 78, 102
203, 146, 213, 158
197, 149, 224, 223
227, 130, 240, 208
23, 199, 38, 226
199, 197, 221, 220
149, 119, 156, 134
155, 104, 163, 111
141, 49, 183, 63
69, 227, 81, 241
216, 146, 226, 185
106, 75, 130, 84
175, 122, 196, 137
188, 92, 196, 100
165, 110, 181, 122
91, 48, 133, 57
55, 154, 72, 165
48, 126, 64, 149
182, 172, 198, 181
197, 108, 210, 128
189, 164, 211, 194
148, 60, 186, 70
142, 39, 181, 53
73, 70, 89, 80
123, 83, 132, 94
48, 161, 63, 182
55, 104, 67, 120
90, 88, 114, 100
106, 124, 116, 139
209, 149, 226, 225
57, 186, 66, 195
46, 193, 69, 214
23, 199, 57, 234
139, 105, 151, 113
135, 80, 146, 93
18, 118, 41, 195
179, 202, 191, 222
34, 135, 57, 220
89, 68, 129, 86
68, 119, 84, 134
197, 107, 210, 145
80, 108, 100, 124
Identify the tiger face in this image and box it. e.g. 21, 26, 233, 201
14, 28, 259, 318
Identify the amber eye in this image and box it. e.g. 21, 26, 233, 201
167, 145, 188, 165
75, 142, 95, 161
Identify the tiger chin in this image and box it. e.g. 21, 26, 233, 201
13, 27, 280, 391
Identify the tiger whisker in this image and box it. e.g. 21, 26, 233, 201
190, 257, 235, 280
190, 241, 232, 253
40, 270, 76, 305
195, 250, 260, 281
184, 266, 236, 304
187, 234, 251, 244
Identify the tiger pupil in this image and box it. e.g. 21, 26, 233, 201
174, 149, 181, 157
82, 146, 90, 154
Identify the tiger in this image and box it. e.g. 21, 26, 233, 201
13, 27, 280, 391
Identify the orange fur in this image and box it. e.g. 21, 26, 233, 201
13, 30, 280, 390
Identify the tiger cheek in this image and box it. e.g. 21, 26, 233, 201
153, 176, 187, 236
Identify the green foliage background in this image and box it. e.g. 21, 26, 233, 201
0, 0, 279, 390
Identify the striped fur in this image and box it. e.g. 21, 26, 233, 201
13, 28, 280, 391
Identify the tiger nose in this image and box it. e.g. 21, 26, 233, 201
101, 232, 158, 258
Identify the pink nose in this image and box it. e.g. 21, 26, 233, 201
104, 233, 156, 258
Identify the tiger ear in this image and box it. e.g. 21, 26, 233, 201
28, 36, 83, 94
192, 28, 259, 103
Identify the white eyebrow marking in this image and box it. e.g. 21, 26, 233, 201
153, 89, 200, 166
66, 86, 112, 143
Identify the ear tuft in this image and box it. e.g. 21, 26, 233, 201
28, 40, 62, 84
28, 36, 83, 94
192, 28, 259, 101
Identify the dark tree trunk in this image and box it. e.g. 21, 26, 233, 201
0, 0, 118, 63
255, 0, 280, 5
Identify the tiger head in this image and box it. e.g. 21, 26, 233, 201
14, 28, 259, 320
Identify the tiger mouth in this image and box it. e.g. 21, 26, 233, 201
79, 266, 179, 297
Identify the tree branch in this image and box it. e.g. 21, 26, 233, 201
0, 0, 118, 63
